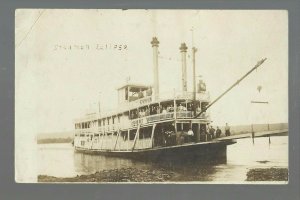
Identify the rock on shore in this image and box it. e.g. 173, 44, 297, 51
246, 168, 288, 181
38, 167, 175, 182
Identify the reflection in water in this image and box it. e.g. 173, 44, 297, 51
38, 136, 288, 182
73, 153, 135, 175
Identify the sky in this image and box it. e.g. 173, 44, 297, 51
15, 9, 288, 134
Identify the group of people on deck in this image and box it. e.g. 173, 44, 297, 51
206, 123, 231, 139
131, 103, 192, 119
154, 122, 232, 147
130, 102, 201, 120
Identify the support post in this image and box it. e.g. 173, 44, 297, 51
113, 130, 120, 150
192, 47, 198, 117
150, 124, 157, 148
196, 123, 201, 142
131, 125, 140, 151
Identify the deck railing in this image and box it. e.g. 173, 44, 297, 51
116, 91, 210, 114
130, 111, 209, 127
75, 111, 210, 136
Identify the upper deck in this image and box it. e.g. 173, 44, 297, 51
74, 89, 211, 134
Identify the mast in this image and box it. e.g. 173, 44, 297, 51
192, 47, 198, 117
194, 58, 267, 118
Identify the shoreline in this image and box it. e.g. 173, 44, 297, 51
38, 167, 176, 183
38, 167, 288, 183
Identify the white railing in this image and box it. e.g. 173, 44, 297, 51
74, 91, 210, 124
176, 111, 193, 118
129, 110, 210, 127
131, 112, 175, 127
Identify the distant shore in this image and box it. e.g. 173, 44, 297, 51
37, 137, 73, 144
38, 167, 288, 183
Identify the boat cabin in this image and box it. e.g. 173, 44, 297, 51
118, 84, 152, 104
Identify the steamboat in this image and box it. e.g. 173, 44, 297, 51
73, 37, 266, 160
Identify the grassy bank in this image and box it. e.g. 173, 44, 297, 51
246, 168, 288, 181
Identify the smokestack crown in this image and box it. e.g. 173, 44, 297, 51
180, 43, 188, 52
151, 37, 159, 47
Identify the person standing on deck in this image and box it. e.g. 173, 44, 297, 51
187, 128, 194, 143
225, 123, 231, 136
216, 126, 222, 138
162, 107, 167, 114
209, 126, 215, 139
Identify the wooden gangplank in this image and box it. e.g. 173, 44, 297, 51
216, 129, 288, 141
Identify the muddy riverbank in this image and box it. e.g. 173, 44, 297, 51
38, 167, 176, 182
38, 167, 288, 183
246, 168, 288, 181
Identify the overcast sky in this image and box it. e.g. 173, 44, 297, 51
15, 9, 288, 134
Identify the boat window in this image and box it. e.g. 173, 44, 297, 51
176, 101, 187, 111
200, 124, 207, 135
129, 129, 136, 140
187, 102, 193, 111
195, 100, 200, 108
139, 126, 152, 139
130, 109, 138, 119
121, 131, 128, 140
177, 123, 190, 131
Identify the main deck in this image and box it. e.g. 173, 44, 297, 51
75, 139, 236, 161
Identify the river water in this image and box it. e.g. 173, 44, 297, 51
38, 136, 288, 182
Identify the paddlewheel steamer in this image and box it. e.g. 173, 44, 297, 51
74, 37, 266, 160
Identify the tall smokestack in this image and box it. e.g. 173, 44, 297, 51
151, 37, 159, 100
180, 43, 188, 92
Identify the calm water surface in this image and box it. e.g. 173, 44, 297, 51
38, 136, 288, 182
